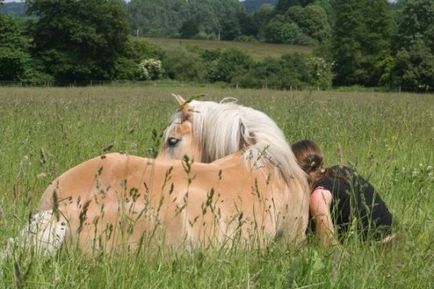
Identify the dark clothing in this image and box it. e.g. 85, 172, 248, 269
313, 165, 394, 241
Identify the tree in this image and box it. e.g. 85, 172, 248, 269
332, 0, 395, 86
0, 16, 31, 81
220, 17, 241, 40
27, 0, 130, 82
391, 0, 434, 90
180, 18, 200, 38
264, 15, 300, 44
286, 4, 331, 43
332, 0, 363, 85
238, 12, 258, 37
253, 4, 275, 40
264, 13, 316, 45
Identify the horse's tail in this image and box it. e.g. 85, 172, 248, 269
1, 210, 68, 260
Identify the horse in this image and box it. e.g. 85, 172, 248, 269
12, 95, 309, 256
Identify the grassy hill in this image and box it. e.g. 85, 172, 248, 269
144, 37, 312, 60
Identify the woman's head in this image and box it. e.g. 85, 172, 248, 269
291, 140, 324, 185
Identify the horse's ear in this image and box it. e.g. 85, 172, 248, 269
172, 94, 192, 120
239, 122, 255, 148
172, 94, 186, 106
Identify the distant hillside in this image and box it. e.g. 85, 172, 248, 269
0, 2, 26, 16
242, 0, 278, 11
127, 0, 244, 39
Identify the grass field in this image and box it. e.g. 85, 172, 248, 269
0, 84, 433, 289
144, 37, 312, 60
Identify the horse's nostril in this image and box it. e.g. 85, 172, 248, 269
168, 137, 181, 147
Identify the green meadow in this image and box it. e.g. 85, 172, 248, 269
0, 84, 433, 289
144, 37, 312, 60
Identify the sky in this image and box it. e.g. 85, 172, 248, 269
2, 0, 399, 3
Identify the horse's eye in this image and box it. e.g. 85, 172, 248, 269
167, 137, 181, 147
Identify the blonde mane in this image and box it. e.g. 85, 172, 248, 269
165, 99, 307, 186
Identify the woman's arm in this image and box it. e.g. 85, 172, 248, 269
310, 187, 336, 247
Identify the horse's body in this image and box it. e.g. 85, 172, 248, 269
38, 152, 306, 253
18, 96, 309, 255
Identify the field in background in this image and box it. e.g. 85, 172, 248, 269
0, 84, 433, 289
144, 37, 312, 60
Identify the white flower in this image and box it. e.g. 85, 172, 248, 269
138, 58, 162, 80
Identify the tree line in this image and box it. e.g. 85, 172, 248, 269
0, 0, 433, 91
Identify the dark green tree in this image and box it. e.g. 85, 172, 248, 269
220, 17, 241, 40
392, 0, 434, 90
313, 0, 335, 23
253, 4, 275, 40
332, 0, 395, 86
27, 0, 130, 82
238, 12, 258, 37
180, 18, 200, 38
286, 4, 330, 43
332, 0, 363, 85
0, 15, 34, 81
264, 15, 301, 44
362, 0, 396, 85
275, 0, 300, 14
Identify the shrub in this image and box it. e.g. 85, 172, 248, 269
115, 38, 162, 80
0, 48, 30, 81
305, 55, 333, 88
114, 57, 139, 80
162, 48, 206, 81
236, 53, 332, 90
138, 58, 163, 80
205, 48, 253, 83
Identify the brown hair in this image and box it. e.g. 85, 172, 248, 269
291, 139, 327, 188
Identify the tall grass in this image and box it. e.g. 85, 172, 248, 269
0, 85, 432, 288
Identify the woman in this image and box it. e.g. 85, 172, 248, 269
291, 140, 395, 246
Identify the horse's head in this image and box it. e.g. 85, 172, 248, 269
158, 95, 203, 161
158, 94, 308, 192
158, 95, 254, 163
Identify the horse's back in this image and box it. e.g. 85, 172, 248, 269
39, 153, 127, 210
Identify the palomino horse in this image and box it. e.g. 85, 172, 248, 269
14, 95, 309, 255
